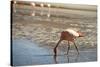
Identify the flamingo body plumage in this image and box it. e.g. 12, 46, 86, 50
54, 29, 84, 56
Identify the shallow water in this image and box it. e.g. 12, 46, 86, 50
12, 39, 97, 66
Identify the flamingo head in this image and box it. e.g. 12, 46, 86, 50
77, 31, 84, 37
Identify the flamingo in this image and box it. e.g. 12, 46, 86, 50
47, 4, 51, 17
40, 3, 44, 7
54, 29, 84, 56
12, 0, 16, 13
31, 2, 36, 7
47, 4, 51, 8
31, 3, 36, 16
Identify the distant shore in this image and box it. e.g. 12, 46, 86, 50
14, 1, 97, 11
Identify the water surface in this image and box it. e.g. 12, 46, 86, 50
12, 39, 97, 66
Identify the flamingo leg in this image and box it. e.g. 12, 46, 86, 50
53, 53, 58, 64
73, 42, 79, 54
67, 41, 70, 55
54, 39, 62, 56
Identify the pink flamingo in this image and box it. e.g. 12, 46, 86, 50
54, 29, 84, 56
